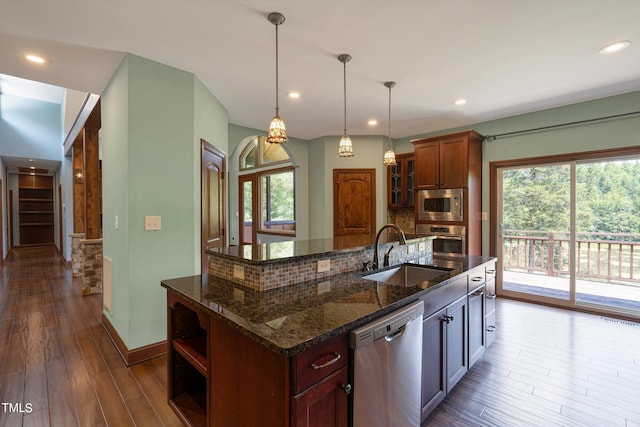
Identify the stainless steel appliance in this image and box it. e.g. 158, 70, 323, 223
350, 300, 424, 427
417, 188, 464, 222
417, 223, 466, 255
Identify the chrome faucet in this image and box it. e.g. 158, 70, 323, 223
373, 224, 407, 270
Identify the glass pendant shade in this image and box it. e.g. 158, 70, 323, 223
338, 54, 354, 157
267, 112, 287, 144
339, 134, 354, 157
383, 148, 397, 165
266, 12, 288, 144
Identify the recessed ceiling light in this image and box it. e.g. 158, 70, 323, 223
25, 54, 48, 64
287, 91, 300, 99
599, 40, 631, 54
368, 119, 378, 126
453, 99, 467, 106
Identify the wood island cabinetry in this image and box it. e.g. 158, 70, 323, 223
166, 289, 350, 427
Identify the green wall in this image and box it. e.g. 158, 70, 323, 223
101, 54, 227, 349
394, 90, 640, 254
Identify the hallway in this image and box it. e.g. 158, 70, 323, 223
0, 246, 181, 427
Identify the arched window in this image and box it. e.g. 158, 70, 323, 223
239, 136, 295, 243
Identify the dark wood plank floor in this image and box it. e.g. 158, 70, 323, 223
1, 246, 639, 426
0, 246, 182, 427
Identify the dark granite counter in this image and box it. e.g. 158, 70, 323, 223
162, 254, 496, 357
205, 233, 429, 264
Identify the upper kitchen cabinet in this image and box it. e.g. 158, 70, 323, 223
387, 153, 415, 208
412, 130, 484, 190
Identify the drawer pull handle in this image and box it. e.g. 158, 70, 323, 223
487, 325, 496, 332
487, 294, 496, 299
471, 277, 482, 282
472, 290, 483, 296
310, 352, 341, 370
486, 270, 496, 274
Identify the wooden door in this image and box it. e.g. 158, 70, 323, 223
333, 169, 375, 237
238, 174, 258, 245
201, 140, 226, 274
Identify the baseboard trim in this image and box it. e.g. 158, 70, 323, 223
101, 314, 167, 366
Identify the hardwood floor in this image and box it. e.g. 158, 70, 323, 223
1, 246, 639, 426
0, 246, 181, 427
425, 295, 640, 426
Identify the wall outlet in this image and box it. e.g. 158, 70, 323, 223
144, 215, 161, 231
317, 259, 331, 273
317, 281, 331, 295
233, 264, 245, 280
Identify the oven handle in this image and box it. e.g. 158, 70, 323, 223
428, 235, 463, 241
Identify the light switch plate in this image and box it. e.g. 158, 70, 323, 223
144, 216, 161, 231
233, 264, 245, 280
317, 259, 331, 273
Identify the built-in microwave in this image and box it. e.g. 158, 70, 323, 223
417, 188, 464, 222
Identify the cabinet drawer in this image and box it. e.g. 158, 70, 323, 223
485, 278, 496, 315
421, 273, 468, 317
293, 333, 348, 393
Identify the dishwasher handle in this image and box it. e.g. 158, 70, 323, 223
384, 325, 406, 342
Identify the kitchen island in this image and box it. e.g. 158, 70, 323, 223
161, 235, 496, 427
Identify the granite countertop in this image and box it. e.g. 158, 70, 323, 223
205, 233, 430, 264
162, 254, 496, 357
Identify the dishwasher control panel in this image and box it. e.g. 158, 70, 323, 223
350, 300, 424, 349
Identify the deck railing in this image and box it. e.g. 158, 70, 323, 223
502, 230, 640, 285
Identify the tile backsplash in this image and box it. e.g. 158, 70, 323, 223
208, 237, 433, 291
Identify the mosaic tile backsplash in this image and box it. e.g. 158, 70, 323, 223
208, 237, 433, 291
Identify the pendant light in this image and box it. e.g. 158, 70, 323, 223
383, 81, 397, 166
266, 12, 288, 144
338, 54, 354, 157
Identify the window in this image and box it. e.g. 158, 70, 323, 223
261, 169, 295, 233
239, 137, 295, 240
240, 136, 289, 170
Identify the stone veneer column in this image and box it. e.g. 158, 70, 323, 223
81, 238, 103, 295
70, 232, 85, 278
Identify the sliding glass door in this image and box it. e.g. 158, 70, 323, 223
496, 154, 640, 318
499, 164, 572, 300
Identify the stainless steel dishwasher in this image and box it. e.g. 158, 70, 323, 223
350, 299, 424, 427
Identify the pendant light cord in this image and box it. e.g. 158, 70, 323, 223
275, 22, 280, 115
343, 60, 347, 135
388, 84, 392, 149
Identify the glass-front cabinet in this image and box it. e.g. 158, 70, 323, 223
388, 153, 415, 208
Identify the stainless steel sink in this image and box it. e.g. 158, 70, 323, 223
362, 264, 452, 287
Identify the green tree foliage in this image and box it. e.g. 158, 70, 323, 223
502, 159, 640, 236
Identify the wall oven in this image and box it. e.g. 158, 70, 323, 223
417, 188, 464, 222
416, 224, 466, 256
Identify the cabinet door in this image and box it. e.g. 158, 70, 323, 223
445, 295, 468, 392
439, 138, 468, 188
468, 285, 486, 368
293, 366, 349, 427
421, 307, 446, 420
414, 142, 440, 189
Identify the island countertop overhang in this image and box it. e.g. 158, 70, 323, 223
161, 253, 496, 357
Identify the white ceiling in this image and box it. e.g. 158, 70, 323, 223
1, 0, 639, 142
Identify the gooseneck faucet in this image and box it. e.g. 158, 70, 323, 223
372, 224, 407, 270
